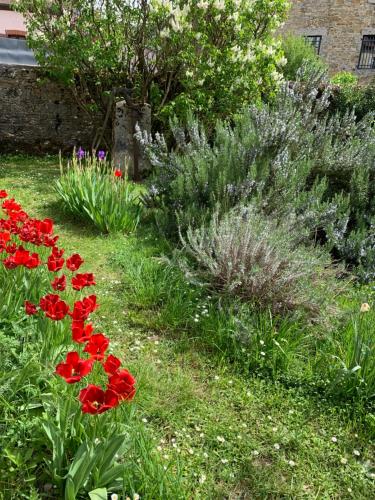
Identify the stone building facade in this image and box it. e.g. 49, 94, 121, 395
281, 0, 375, 81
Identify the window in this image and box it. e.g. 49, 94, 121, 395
304, 35, 322, 55
358, 35, 375, 69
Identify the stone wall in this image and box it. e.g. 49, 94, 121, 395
281, 0, 375, 82
0, 64, 97, 154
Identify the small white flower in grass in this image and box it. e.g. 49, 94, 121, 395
260, 352, 265, 356
331, 436, 338, 443
214, 375, 220, 380
163, 454, 169, 460
188, 448, 194, 455
221, 458, 228, 464
274, 443, 280, 450
133, 494, 140, 500
260, 340, 265, 345
228, 380, 233, 385
203, 452, 208, 458
217, 436, 225, 443
111, 495, 118, 500
142, 418, 148, 423
157, 446, 162, 452
288, 460, 296, 467
340, 457, 348, 465
199, 433, 205, 438
194, 318, 199, 323
272, 427, 278, 432
353, 449, 361, 456
199, 474, 206, 484
94, 438, 101, 445
252, 450, 259, 456
347, 488, 352, 493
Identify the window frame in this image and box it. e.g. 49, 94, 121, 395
358, 35, 375, 69
304, 35, 322, 55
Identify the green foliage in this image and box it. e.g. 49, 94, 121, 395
140, 68, 375, 280
281, 35, 327, 81
55, 155, 142, 234
326, 312, 375, 404
331, 71, 358, 87
330, 72, 375, 121
18, 0, 289, 129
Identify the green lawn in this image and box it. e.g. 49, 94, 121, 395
0, 155, 374, 499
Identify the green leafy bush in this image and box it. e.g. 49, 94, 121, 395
330, 72, 375, 121
281, 35, 327, 81
140, 68, 375, 280
180, 206, 336, 316
55, 155, 142, 234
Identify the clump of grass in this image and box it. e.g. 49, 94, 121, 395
55, 153, 142, 234
327, 311, 375, 404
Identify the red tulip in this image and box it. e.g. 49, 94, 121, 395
66, 253, 84, 272
24, 252, 41, 269
39, 294, 69, 321
70, 295, 98, 321
51, 274, 66, 291
0, 231, 10, 252
55, 352, 93, 384
71, 273, 96, 291
103, 354, 121, 375
108, 369, 136, 401
48, 247, 65, 272
114, 169, 123, 178
2, 198, 21, 212
25, 300, 38, 315
79, 384, 119, 414
0, 190, 8, 198
83, 333, 109, 360
72, 321, 93, 343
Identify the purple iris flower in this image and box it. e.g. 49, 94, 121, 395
76, 147, 85, 160
97, 150, 106, 161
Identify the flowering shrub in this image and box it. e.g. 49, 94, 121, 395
18, 0, 289, 131
0, 189, 136, 415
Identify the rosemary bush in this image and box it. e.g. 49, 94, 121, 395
139, 67, 375, 279
180, 206, 336, 316
56, 155, 142, 234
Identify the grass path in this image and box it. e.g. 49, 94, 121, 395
1, 155, 374, 499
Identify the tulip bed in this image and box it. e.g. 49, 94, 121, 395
0, 189, 135, 414
0, 189, 166, 499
